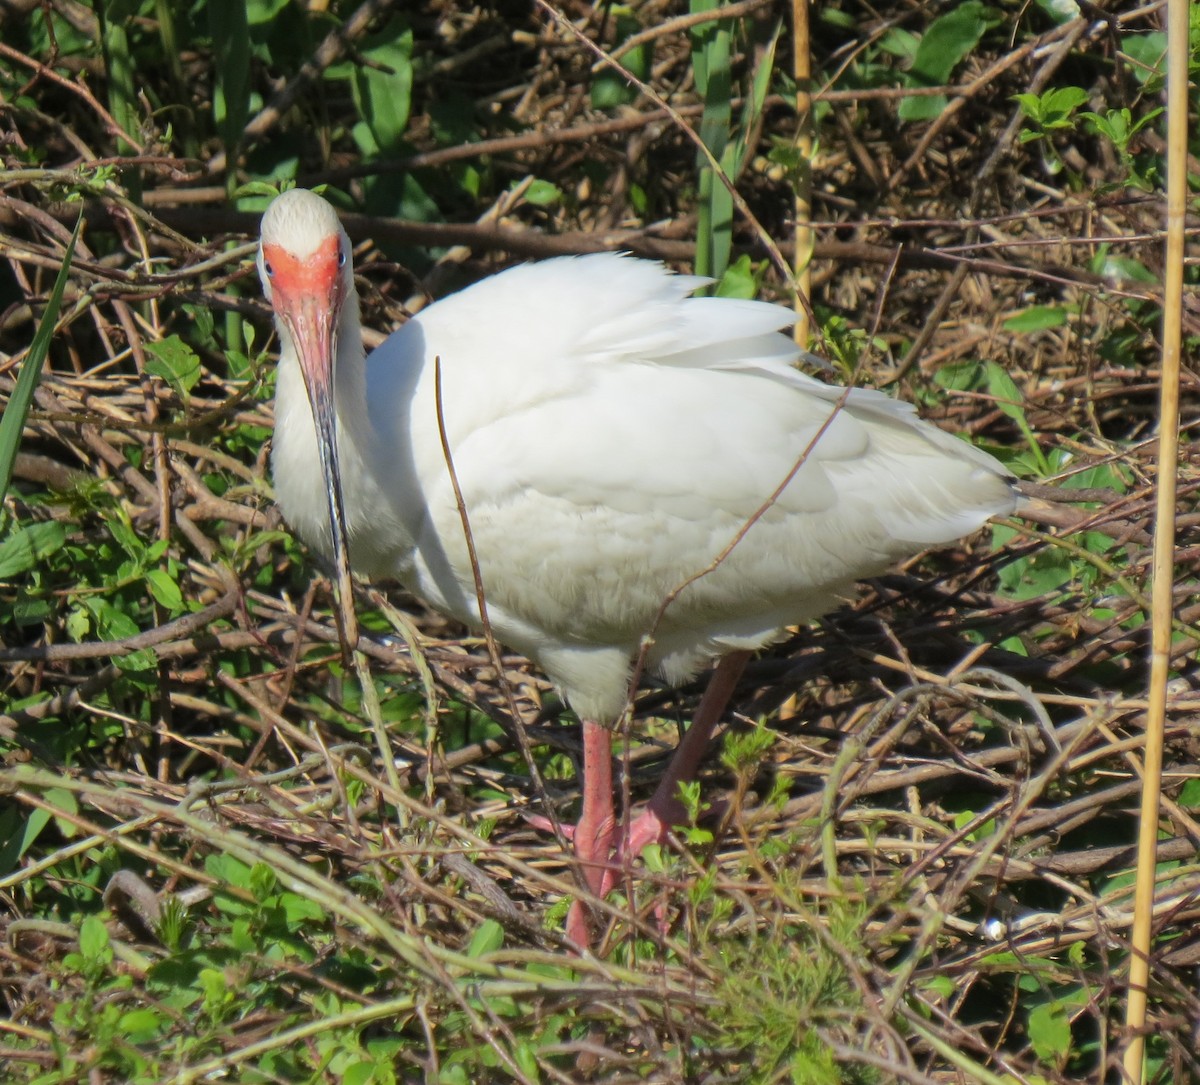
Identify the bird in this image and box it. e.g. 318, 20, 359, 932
257, 187, 1020, 948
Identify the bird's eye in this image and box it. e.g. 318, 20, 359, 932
337, 249, 347, 268
263, 260, 275, 278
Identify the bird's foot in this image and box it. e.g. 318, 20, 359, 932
523, 812, 574, 840
558, 806, 669, 946
525, 814, 611, 947
534, 798, 721, 947
523, 815, 604, 945
609, 806, 674, 880
526, 801, 696, 858
527, 805, 659, 946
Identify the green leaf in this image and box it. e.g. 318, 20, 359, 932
466, 919, 504, 957
145, 569, 184, 611
11, 596, 51, 626
207, 853, 252, 889
45, 787, 79, 839
106, 512, 143, 559
119, 1007, 165, 1042
1093, 253, 1157, 285
229, 917, 255, 949
996, 542, 1075, 600
145, 336, 203, 399
210, 0, 251, 153
933, 358, 985, 392
819, 8, 857, 31
233, 180, 287, 201
640, 842, 666, 873
910, 2, 990, 83
1060, 461, 1129, 492
199, 966, 231, 1011
591, 12, 651, 109
66, 605, 90, 641
79, 914, 111, 959
342, 1064, 376, 1085
249, 861, 278, 901
1014, 85, 1089, 150
116, 647, 158, 673
351, 18, 414, 155
715, 254, 761, 299
246, 0, 291, 23
1034, 0, 1080, 23
899, 95, 947, 124
513, 1042, 539, 1081
0, 213, 82, 502
984, 361, 1048, 474
592, 72, 632, 110
877, 27, 919, 59
1012, 92, 1044, 120
1179, 778, 1200, 808
921, 974, 957, 1000
0, 805, 49, 873
0, 520, 66, 578
899, 2, 991, 122
278, 892, 326, 928
85, 598, 140, 641
1003, 306, 1068, 333
183, 304, 217, 353
1028, 1000, 1071, 1063
522, 179, 562, 207
144, 539, 170, 564
1083, 108, 1125, 144
1122, 32, 1167, 84
1038, 86, 1089, 126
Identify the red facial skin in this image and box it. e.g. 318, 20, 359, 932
261, 234, 345, 404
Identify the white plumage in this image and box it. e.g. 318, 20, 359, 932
259, 188, 1018, 945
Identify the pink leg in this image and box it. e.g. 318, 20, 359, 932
538, 652, 751, 946
565, 718, 616, 946
603, 650, 750, 892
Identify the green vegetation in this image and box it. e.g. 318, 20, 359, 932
0, 1, 1196, 1081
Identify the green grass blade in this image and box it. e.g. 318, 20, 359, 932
209, 0, 253, 364
0, 212, 83, 502
729, 22, 780, 177
691, 0, 733, 280
99, 0, 138, 148
98, 0, 142, 198
210, 0, 251, 159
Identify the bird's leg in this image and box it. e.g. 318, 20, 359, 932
565, 718, 616, 946
556, 653, 749, 943
606, 650, 750, 883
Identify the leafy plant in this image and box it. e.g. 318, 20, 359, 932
892, 1, 995, 122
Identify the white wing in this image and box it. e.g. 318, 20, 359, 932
349, 254, 1016, 720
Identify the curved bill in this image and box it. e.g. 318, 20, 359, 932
307, 373, 361, 657
277, 277, 361, 656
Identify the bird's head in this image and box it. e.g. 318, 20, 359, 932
258, 188, 353, 388
259, 188, 360, 651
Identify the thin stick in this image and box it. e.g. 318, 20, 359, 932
432, 358, 567, 851
1121, 4, 1186, 1079
791, 0, 813, 347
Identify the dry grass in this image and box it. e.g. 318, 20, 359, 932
0, 2, 1197, 1081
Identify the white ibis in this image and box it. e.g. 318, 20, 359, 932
257, 188, 1019, 946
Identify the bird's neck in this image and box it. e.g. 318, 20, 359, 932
331, 291, 368, 421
